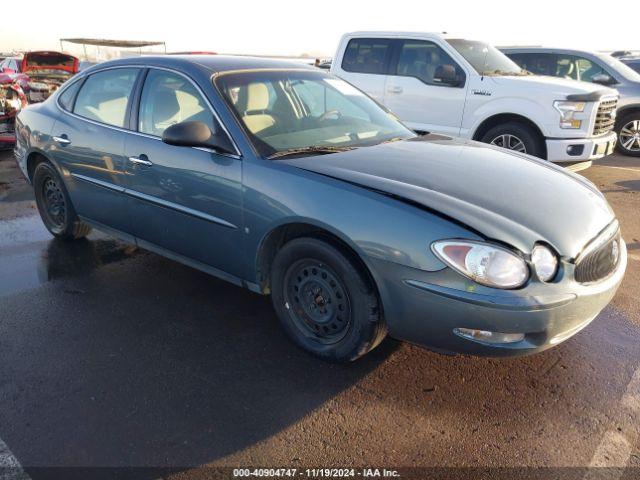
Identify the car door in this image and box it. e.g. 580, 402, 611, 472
50, 67, 141, 235
123, 68, 244, 278
383, 39, 467, 135
337, 37, 394, 104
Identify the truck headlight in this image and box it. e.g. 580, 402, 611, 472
554, 100, 585, 129
431, 240, 529, 289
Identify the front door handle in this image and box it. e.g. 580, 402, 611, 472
53, 136, 71, 145
388, 85, 403, 94
128, 155, 153, 167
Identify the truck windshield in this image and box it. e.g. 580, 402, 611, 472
447, 39, 526, 76
215, 70, 414, 158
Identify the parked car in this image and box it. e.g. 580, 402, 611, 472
14, 55, 626, 361
20, 51, 79, 103
620, 57, 640, 75
0, 72, 28, 148
502, 47, 640, 157
0, 56, 22, 74
331, 32, 618, 164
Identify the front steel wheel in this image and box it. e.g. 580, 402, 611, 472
284, 259, 352, 345
270, 237, 386, 362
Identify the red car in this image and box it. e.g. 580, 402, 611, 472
0, 51, 77, 147
20, 51, 79, 103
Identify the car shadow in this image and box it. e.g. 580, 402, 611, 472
0, 233, 397, 478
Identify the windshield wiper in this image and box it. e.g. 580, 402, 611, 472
267, 145, 356, 160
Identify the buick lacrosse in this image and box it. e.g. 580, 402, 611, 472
14, 56, 626, 361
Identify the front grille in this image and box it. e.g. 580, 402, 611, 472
575, 225, 621, 283
592, 98, 618, 136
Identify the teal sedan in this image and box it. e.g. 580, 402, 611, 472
14, 55, 626, 361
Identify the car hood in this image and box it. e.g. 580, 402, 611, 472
489, 74, 618, 98
21, 51, 78, 75
281, 136, 614, 258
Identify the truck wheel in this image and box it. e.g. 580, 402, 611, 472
33, 161, 92, 240
270, 237, 387, 362
481, 123, 544, 158
616, 113, 640, 157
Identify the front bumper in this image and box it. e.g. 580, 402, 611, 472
370, 240, 626, 357
546, 131, 617, 163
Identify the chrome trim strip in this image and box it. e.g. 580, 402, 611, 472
575, 219, 620, 265
71, 173, 237, 229
55, 64, 242, 159
72, 173, 125, 192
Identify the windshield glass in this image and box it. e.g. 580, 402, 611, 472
446, 39, 526, 76
215, 70, 414, 158
594, 52, 640, 82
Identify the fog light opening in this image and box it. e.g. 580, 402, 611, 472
566, 144, 585, 156
454, 328, 525, 345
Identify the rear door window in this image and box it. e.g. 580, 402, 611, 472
341, 38, 393, 74
73, 68, 139, 128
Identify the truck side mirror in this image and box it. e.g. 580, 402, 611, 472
591, 73, 615, 86
434, 64, 460, 87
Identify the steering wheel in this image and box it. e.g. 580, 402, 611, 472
319, 110, 342, 122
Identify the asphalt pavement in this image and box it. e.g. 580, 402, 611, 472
0, 150, 639, 479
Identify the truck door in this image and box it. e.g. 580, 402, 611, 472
383, 39, 467, 136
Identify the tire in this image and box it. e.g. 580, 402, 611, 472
615, 112, 640, 157
270, 237, 386, 362
33, 161, 92, 240
480, 122, 544, 158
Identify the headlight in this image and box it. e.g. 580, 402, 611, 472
531, 244, 558, 282
432, 240, 529, 289
553, 100, 585, 129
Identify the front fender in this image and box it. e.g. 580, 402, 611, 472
467, 97, 551, 138
243, 159, 482, 283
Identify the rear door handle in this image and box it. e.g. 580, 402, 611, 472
388, 85, 403, 94
53, 136, 71, 145
128, 155, 153, 167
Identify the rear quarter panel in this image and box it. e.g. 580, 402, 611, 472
14, 101, 58, 182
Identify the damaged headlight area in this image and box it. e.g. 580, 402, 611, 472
431, 240, 530, 289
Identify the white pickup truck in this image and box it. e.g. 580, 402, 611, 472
331, 32, 619, 163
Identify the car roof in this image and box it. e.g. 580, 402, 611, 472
82, 55, 318, 75
499, 46, 599, 57
342, 31, 455, 41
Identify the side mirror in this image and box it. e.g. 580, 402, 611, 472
433, 64, 460, 87
591, 73, 615, 86
162, 121, 235, 154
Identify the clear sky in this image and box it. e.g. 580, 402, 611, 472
1, 0, 637, 57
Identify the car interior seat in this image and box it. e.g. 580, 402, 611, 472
242, 83, 276, 134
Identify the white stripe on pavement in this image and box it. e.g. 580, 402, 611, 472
584, 366, 640, 478
596, 165, 640, 174
0, 438, 30, 480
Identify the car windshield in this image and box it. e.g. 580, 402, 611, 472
594, 52, 640, 82
447, 39, 527, 76
215, 69, 414, 158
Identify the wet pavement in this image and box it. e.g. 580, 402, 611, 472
0, 151, 639, 478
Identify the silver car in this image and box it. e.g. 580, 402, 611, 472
501, 47, 640, 157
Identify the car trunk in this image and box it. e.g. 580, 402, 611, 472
22, 51, 78, 103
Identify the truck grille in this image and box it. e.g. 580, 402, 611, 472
592, 98, 618, 136
575, 223, 621, 283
